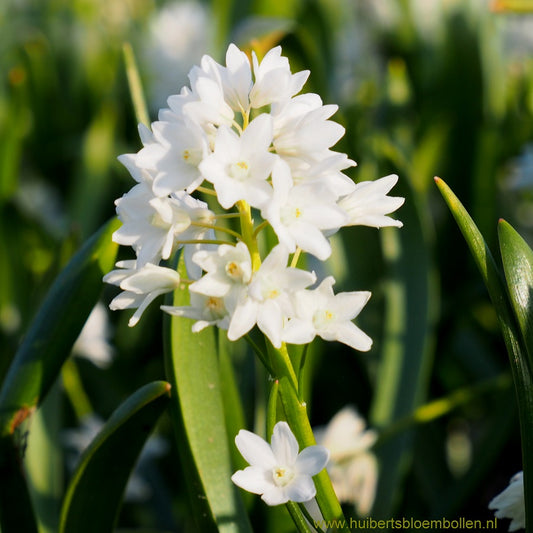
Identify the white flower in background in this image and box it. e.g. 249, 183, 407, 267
103, 261, 181, 327
72, 302, 114, 368
314, 407, 378, 517
63, 415, 168, 502
489, 471, 525, 532
144, 1, 212, 111
231, 421, 329, 506
338, 174, 404, 228
227, 245, 316, 348
199, 113, 278, 209
283, 276, 372, 351
161, 291, 229, 333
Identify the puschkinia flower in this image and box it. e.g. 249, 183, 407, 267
105, 42, 404, 350
227, 244, 316, 348
314, 407, 378, 517
338, 174, 405, 228
231, 421, 329, 506
103, 261, 181, 327
282, 276, 372, 351
489, 472, 525, 532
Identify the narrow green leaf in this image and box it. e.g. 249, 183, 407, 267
435, 178, 533, 531
0, 218, 119, 437
59, 381, 171, 533
498, 219, 533, 371
122, 42, 150, 128
163, 258, 252, 533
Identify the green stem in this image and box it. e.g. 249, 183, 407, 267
244, 334, 273, 376
237, 201, 261, 271
190, 221, 242, 240
278, 377, 349, 532
286, 502, 316, 533
266, 380, 279, 438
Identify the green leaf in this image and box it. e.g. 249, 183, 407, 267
0, 218, 119, 533
163, 258, 252, 533
436, 178, 533, 531
59, 381, 171, 533
0, 217, 119, 437
498, 220, 533, 371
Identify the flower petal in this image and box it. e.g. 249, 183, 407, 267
271, 422, 299, 466
231, 466, 275, 495
295, 445, 329, 476
285, 475, 316, 502
235, 429, 277, 469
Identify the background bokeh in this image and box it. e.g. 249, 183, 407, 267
2, 0, 533, 531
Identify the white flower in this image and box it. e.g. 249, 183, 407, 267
272, 94, 345, 166
250, 46, 309, 108
189, 241, 252, 301
227, 244, 316, 348
338, 174, 404, 228
263, 159, 349, 260
199, 113, 277, 209
282, 276, 372, 351
314, 407, 378, 517
72, 302, 114, 368
161, 291, 229, 333
104, 261, 181, 327
113, 183, 192, 266
136, 118, 208, 196
231, 421, 329, 506
489, 471, 525, 532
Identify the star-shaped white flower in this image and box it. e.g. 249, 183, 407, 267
199, 113, 277, 209
282, 276, 372, 351
489, 471, 525, 532
227, 244, 316, 348
263, 159, 349, 260
103, 260, 180, 327
337, 174, 404, 228
189, 241, 252, 303
231, 421, 329, 506
161, 291, 229, 333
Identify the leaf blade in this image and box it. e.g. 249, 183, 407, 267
59, 381, 171, 533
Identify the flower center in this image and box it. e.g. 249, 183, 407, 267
225, 261, 243, 280
182, 148, 202, 166
272, 466, 295, 487
229, 160, 250, 180
150, 212, 170, 229
312, 309, 335, 329
281, 204, 303, 225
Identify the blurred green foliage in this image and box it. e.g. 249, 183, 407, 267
2, 0, 533, 531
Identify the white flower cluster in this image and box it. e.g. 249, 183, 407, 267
105, 43, 404, 349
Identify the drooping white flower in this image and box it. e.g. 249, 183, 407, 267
282, 276, 372, 351
227, 244, 316, 348
199, 113, 278, 209
263, 159, 349, 260
103, 260, 181, 327
231, 421, 329, 506
72, 302, 114, 368
161, 291, 229, 333
314, 407, 378, 517
489, 472, 525, 532
337, 174, 404, 228
189, 241, 252, 301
